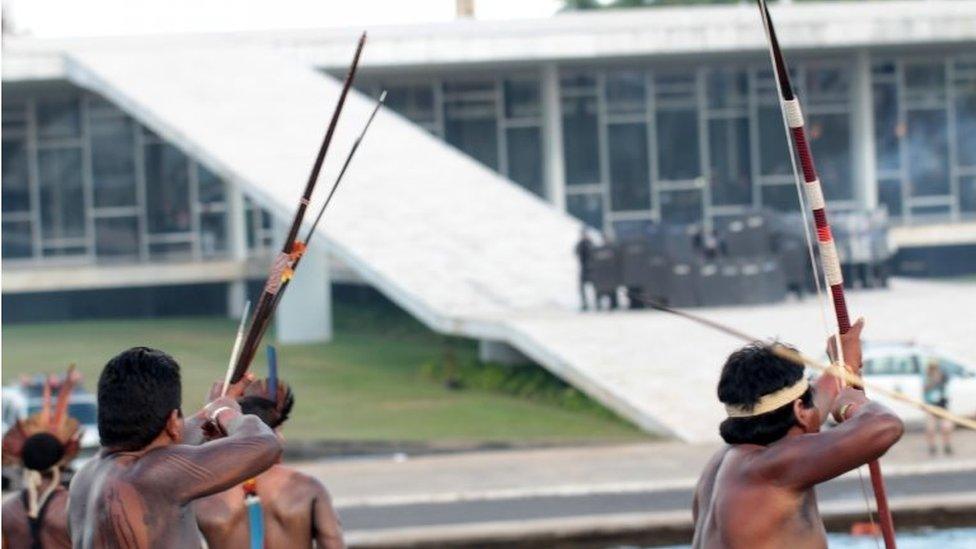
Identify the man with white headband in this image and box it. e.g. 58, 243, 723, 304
691, 318, 904, 548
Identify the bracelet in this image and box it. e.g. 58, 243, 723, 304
838, 402, 858, 422
208, 406, 234, 425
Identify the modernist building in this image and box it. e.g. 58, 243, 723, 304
3, 1, 975, 334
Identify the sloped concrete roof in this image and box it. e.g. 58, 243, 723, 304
64, 44, 581, 335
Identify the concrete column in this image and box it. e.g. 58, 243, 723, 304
273, 219, 333, 344
851, 49, 878, 210
541, 63, 567, 211
226, 184, 249, 319
478, 340, 529, 365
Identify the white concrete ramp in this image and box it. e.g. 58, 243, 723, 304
502, 279, 976, 441
62, 46, 976, 442
63, 44, 581, 335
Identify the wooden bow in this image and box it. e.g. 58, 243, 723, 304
755, 1, 895, 546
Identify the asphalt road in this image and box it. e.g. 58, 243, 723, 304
339, 469, 976, 531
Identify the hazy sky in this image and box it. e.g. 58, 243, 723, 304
4, 0, 566, 38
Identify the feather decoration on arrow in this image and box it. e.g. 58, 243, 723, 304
227, 32, 367, 384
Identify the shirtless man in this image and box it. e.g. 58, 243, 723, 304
692, 319, 904, 548
2, 433, 71, 549
195, 378, 345, 548
68, 347, 282, 548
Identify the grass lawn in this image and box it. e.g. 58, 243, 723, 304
1, 299, 645, 444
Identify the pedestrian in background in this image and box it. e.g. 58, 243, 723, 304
575, 228, 595, 311
923, 359, 953, 456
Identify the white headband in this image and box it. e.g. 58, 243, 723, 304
725, 377, 810, 418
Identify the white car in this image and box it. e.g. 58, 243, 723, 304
859, 342, 976, 423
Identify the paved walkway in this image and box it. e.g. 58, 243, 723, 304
298, 430, 976, 509
294, 431, 976, 546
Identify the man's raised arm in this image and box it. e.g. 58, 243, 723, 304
142, 397, 282, 505
760, 388, 903, 491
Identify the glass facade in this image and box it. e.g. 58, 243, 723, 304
367, 75, 546, 198
557, 61, 856, 231
874, 56, 976, 222
0, 85, 274, 263
3, 51, 974, 266
367, 53, 971, 234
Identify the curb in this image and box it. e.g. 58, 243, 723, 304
345, 492, 976, 548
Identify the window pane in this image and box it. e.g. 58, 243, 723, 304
2, 101, 27, 133
43, 245, 86, 257
95, 216, 139, 259
612, 219, 654, 241
200, 212, 228, 257
38, 147, 86, 240
444, 81, 498, 170
91, 117, 137, 207
873, 82, 900, 172
759, 105, 793, 176
2, 220, 32, 259
660, 190, 702, 224
145, 143, 191, 233
606, 71, 645, 114
655, 72, 696, 104
805, 66, 848, 105
707, 69, 748, 110
2, 138, 31, 213
385, 84, 435, 124
959, 176, 976, 217
608, 123, 650, 211
878, 178, 903, 219
198, 165, 226, 205
708, 117, 752, 206
657, 110, 700, 180
761, 184, 801, 212
807, 113, 852, 200
149, 241, 193, 261
562, 95, 600, 185
566, 193, 603, 230
504, 79, 541, 119
506, 127, 544, 197
910, 205, 950, 222
561, 74, 597, 94
906, 109, 950, 197
904, 63, 946, 103
956, 78, 976, 167
37, 96, 81, 139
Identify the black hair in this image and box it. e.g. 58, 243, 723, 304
21, 433, 64, 471
97, 347, 182, 451
717, 343, 814, 446
239, 386, 294, 430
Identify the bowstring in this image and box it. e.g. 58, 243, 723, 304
757, 2, 876, 544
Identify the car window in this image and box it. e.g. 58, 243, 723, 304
908, 355, 921, 375
866, 355, 917, 376
68, 403, 97, 424
936, 357, 967, 377
25, 402, 97, 424
1, 402, 12, 425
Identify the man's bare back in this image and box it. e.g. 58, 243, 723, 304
68, 412, 281, 548
195, 464, 344, 548
693, 446, 826, 549
67, 347, 281, 549
2, 485, 71, 549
